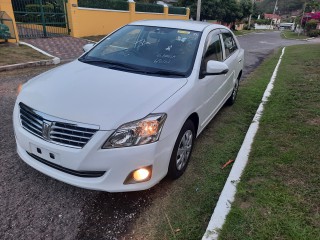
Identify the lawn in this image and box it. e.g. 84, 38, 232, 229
281, 30, 309, 40
124, 48, 284, 239
0, 43, 51, 66
219, 44, 320, 239
233, 29, 273, 36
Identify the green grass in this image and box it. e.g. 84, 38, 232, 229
233, 29, 273, 36
219, 44, 320, 239
281, 30, 309, 40
126, 49, 284, 239
0, 43, 51, 66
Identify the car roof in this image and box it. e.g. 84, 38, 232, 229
130, 20, 227, 32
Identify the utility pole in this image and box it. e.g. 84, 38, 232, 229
269, 0, 278, 30
196, 0, 201, 21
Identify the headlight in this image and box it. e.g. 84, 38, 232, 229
102, 113, 167, 149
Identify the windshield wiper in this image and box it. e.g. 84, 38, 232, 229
79, 58, 143, 72
147, 70, 186, 77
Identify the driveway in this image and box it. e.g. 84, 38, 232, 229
0, 31, 314, 240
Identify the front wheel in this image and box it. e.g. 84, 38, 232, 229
168, 120, 195, 179
226, 78, 239, 106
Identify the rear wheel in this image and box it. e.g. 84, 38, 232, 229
226, 78, 239, 106
168, 120, 195, 179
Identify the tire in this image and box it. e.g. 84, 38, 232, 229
168, 120, 195, 179
226, 78, 240, 106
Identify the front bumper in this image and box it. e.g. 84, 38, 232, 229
13, 104, 175, 192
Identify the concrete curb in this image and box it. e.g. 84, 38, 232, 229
202, 47, 286, 240
0, 59, 60, 72
0, 41, 61, 72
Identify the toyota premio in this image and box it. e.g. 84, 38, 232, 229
13, 20, 244, 192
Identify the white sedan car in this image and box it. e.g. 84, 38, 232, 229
13, 20, 244, 192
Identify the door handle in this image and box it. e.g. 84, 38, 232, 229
238, 59, 242, 63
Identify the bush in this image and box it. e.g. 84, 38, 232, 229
25, 4, 55, 13
255, 19, 270, 25
135, 3, 163, 13
307, 29, 320, 37
168, 7, 186, 15
305, 19, 319, 36
0, 23, 11, 40
78, 0, 129, 11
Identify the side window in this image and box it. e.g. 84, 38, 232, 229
222, 32, 238, 59
203, 33, 223, 67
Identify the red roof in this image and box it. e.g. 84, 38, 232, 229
264, 13, 281, 19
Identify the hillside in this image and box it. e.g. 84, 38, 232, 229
256, 0, 305, 15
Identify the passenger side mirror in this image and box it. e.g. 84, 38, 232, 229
83, 43, 95, 52
204, 60, 229, 76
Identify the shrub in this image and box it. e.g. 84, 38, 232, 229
78, 0, 129, 11
305, 19, 318, 32
25, 4, 55, 13
168, 7, 186, 15
307, 29, 320, 37
0, 23, 11, 40
135, 3, 163, 13
255, 19, 270, 25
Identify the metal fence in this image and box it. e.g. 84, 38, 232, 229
12, 0, 69, 39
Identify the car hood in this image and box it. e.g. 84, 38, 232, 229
18, 60, 187, 130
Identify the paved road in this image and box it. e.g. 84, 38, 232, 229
0, 32, 314, 240
237, 31, 307, 78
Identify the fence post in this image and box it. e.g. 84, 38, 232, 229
186, 8, 190, 19
66, 0, 79, 37
163, 4, 168, 19
0, 0, 19, 43
128, 0, 135, 22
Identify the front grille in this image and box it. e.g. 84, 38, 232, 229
19, 102, 99, 148
27, 152, 105, 178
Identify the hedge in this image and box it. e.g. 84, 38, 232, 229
78, 0, 129, 11
168, 6, 186, 15
135, 3, 163, 13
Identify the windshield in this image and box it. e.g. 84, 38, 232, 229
80, 25, 201, 77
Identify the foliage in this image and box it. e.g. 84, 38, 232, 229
305, 19, 319, 36
255, 0, 305, 15
135, 2, 163, 13
78, 0, 129, 11
168, 6, 187, 15
305, 0, 320, 12
25, 4, 55, 13
307, 29, 320, 37
178, 0, 251, 23
305, 19, 318, 31
255, 18, 271, 25
0, 23, 10, 40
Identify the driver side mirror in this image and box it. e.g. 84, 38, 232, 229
83, 43, 95, 52
204, 60, 229, 76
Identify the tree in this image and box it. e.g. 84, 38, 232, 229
305, 0, 320, 12
240, 0, 253, 19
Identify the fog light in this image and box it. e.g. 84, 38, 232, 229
124, 166, 152, 184
133, 168, 150, 181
